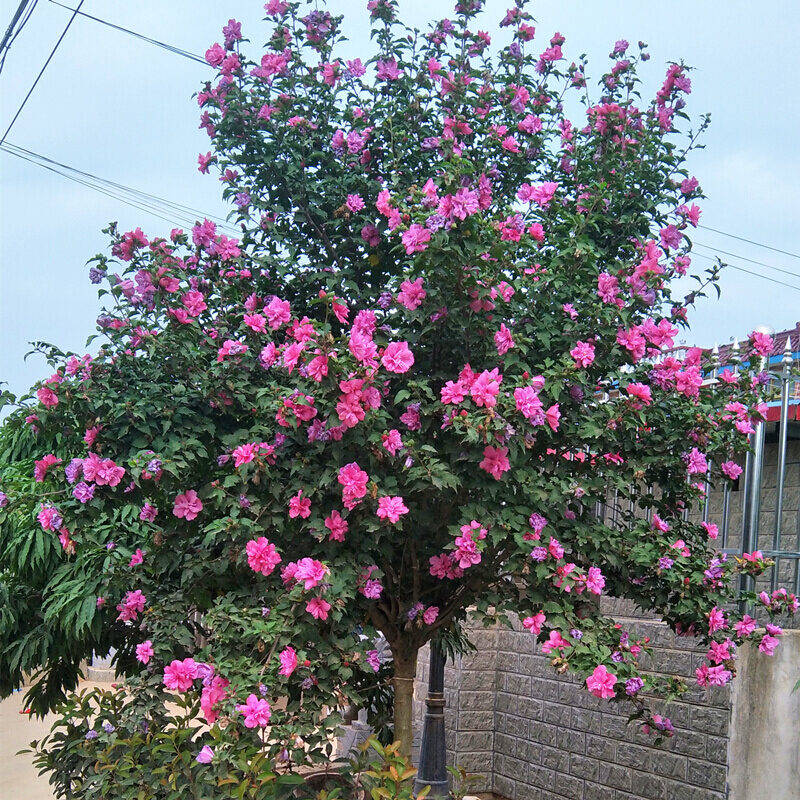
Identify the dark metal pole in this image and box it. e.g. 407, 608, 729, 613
414, 641, 448, 798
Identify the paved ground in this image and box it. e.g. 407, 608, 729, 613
0, 689, 56, 800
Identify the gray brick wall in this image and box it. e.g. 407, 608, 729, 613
415, 614, 732, 800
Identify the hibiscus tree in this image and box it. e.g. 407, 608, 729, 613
0, 1, 796, 790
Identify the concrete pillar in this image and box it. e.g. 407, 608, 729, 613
728, 629, 800, 799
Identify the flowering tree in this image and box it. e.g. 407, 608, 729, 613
1, 1, 797, 794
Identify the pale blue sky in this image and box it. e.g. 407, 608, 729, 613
2, 1, 799, 399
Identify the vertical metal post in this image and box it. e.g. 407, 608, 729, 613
414, 642, 448, 798
702, 464, 711, 524
771, 339, 792, 591
721, 483, 731, 549
740, 415, 765, 601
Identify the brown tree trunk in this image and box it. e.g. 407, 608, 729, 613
391, 643, 419, 760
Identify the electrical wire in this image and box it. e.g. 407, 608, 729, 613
693, 251, 800, 294
698, 224, 800, 262
0, 0, 84, 146
0, 0, 38, 76
1, 141, 241, 234
694, 241, 800, 281
47, 0, 208, 65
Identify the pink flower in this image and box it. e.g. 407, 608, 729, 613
294, 557, 329, 590
401, 224, 432, 255
182, 290, 207, 317
685, 448, 708, 475
246, 537, 282, 575
570, 340, 595, 368
701, 521, 719, 540
37, 386, 59, 408
734, 614, 757, 637
585, 566, 605, 595
237, 694, 272, 728
721, 461, 743, 480
376, 496, 409, 524
470, 369, 501, 408
163, 658, 199, 692
288, 490, 312, 519
265, 296, 291, 329
243, 312, 266, 332
708, 606, 727, 634
129, 548, 144, 567
338, 462, 369, 509
140, 503, 158, 522
278, 646, 298, 676
382, 341, 415, 373
758, 634, 780, 656
522, 611, 546, 635
382, 429, 403, 455
306, 596, 332, 620
397, 278, 426, 310
200, 675, 230, 724
545, 404, 561, 431
34, 454, 61, 482
480, 445, 510, 480
346, 194, 365, 212
494, 324, 515, 355
586, 665, 617, 699
135, 640, 154, 665
324, 510, 348, 542
541, 630, 569, 654
116, 589, 146, 622
626, 382, 652, 406
196, 746, 215, 764
173, 490, 203, 520
423, 606, 439, 625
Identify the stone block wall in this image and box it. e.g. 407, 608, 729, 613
415, 612, 731, 800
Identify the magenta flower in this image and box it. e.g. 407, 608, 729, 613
135, 640, 154, 665
401, 224, 432, 255
163, 658, 199, 692
173, 490, 203, 521
196, 745, 215, 764
288, 490, 312, 519
237, 694, 272, 728
494, 324, 515, 355
381, 341, 415, 373
129, 548, 144, 568
684, 448, 708, 475
294, 558, 329, 590
139, 503, 158, 522
306, 596, 331, 620
396, 278, 426, 310
246, 537, 282, 576
116, 589, 146, 622
570, 340, 595, 369
376, 496, 409, 524
586, 665, 617, 699
278, 646, 298, 676
721, 460, 743, 480
324, 511, 348, 542
522, 611, 546, 635
479, 445, 510, 480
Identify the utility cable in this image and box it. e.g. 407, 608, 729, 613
47, 0, 208, 65
1, 141, 241, 235
0, 0, 37, 76
692, 251, 800, 294
698, 224, 800, 262
694, 241, 800, 281
0, 0, 84, 146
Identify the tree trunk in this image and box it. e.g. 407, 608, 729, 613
391, 644, 419, 760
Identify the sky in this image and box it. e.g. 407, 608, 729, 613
2, 0, 800, 401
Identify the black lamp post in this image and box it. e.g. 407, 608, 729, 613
414, 641, 448, 797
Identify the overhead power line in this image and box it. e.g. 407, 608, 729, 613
0, 141, 241, 235
694, 241, 800, 281
0, 0, 37, 75
693, 251, 800, 294
698, 224, 800, 262
0, 0, 84, 145
47, 0, 208, 65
